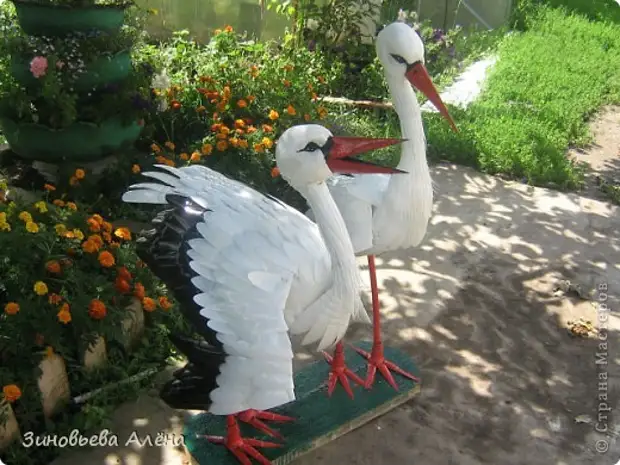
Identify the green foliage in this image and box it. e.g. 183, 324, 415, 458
510, 0, 620, 29
0, 3, 153, 129
133, 28, 333, 208
423, 7, 620, 188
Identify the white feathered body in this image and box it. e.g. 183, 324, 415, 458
122, 164, 369, 416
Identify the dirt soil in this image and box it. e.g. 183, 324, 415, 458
49, 108, 620, 465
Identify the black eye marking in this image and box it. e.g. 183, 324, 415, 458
298, 141, 321, 153
391, 53, 408, 65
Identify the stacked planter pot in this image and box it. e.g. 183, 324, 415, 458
0, 0, 143, 162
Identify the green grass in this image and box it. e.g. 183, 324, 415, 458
422, 6, 620, 189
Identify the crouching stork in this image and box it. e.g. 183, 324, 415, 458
121, 125, 405, 464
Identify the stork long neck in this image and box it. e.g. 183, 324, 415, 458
387, 75, 427, 173
303, 183, 358, 289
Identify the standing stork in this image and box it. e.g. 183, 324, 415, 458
121, 125, 404, 464
307, 22, 458, 391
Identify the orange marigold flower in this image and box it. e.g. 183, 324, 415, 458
268, 109, 279, 121
48, 293, 62, 305
115, 277, 131, 294
66, 202, 77, 211
179, 153, 189, 161
151, 143, 161, 153
286, 104, 296, 116
200, 144, 213, 155
82, 240, 99, 253
102, 221, 112, 233
133, 282, 145, 299
171, 100, 181, 110
165, 141, 176, 151
283, 79, 291, 87
237, 99, 248, 108
142, 297, 156, 312
57, 304, 71, 324
98, 251, 115, 268
2, 384, 21, 403
102, 231, 112, 243
229, 137, 240, 148
114, 227, 132, 241
132, 164, 141, 174
247, 95, 256, 103
190, 152, 201, 162
69, 176, 79, 186
261, 124, 273, 133
254, 143, 265, 153
271, 167, 280, 178
88, 299, 107, 320
224, 25, 233, 33
4, 302, 19, 315
238, 139, 249, 149
234, 119, 246, 129
88, 234, 104, 247
155, 155, 168, 165
211, 123, 222, 132
216, 140, 228, 152
45, 260, 61, 274
87, 218, 101, 232
247, 125, 257, 134
44, 183, 56, 191
216, 132, 227, 140
53, 199, 65, 207
214, 28, 222, 34
158, 296, 172, 310
91, 214, 104, 225
117, 266, 132, 282
74, 169, 85, 180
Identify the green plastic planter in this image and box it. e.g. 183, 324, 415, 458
0, 117, 143, 162
11, 0, 129, 36
10, 51, 132, 92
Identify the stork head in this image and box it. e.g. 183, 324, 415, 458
376, 22, 457, 132
276, 124, 405, 189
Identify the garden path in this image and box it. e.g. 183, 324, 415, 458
49, 156, 620, 465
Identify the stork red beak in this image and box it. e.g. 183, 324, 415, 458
406, 62, 458, 133
326, 136, 406, 174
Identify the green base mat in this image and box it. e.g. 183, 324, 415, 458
183, 341, 421, 464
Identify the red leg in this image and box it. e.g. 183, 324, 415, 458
353, 255, 421, 390
237, 409, 295, 440
202, 414, 282, 465
323, 341, 365, 398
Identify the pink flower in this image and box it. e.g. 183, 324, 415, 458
56, 60, 64, 69
30, 56, 48, 78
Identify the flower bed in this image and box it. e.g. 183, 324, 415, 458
0, 172, 188, 465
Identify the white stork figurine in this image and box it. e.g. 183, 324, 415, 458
307, 22, 458, 391
121, 124, 404, 464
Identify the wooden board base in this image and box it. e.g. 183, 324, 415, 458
184, 341, 421, 464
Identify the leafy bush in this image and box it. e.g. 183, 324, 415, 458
133, 27, 333, 208
0, 3, 153, 129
